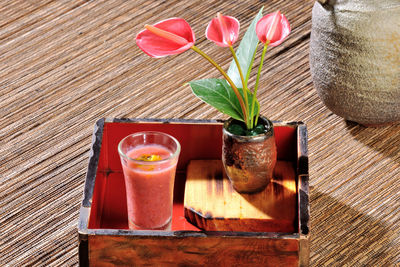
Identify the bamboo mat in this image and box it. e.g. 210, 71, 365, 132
0, 0, 399, 266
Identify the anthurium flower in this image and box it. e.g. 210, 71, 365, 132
206, 13, 240, 47
136, 8, 290, 132
256, 11, 290, 47
136, 18, 195, 58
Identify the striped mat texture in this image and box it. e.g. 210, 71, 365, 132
0, 0, 399, 266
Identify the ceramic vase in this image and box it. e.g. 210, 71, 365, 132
310, 0, 400, 126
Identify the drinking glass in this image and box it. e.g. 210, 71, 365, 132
118, 131, 180, 230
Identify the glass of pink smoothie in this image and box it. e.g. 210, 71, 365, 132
118, 131, 180, 230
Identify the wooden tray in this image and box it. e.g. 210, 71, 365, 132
184, 159, 298, 232
77, 118, 309, 266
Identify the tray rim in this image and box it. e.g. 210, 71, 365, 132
78, 117, 309, 238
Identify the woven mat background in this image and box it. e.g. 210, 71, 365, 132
0, 0, 399, 266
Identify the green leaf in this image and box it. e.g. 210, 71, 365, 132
247, 123, 265, 136
227, 123, 246, 136
227, 7, 264, 89
188, 78, 259, 122
226, 117, 265, 136
189, 79, 243, 121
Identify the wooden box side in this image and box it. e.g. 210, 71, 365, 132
88, 234, 300, 267
78, 118, 105, 266
297, 124, 310, 267
297, 124, 309, 234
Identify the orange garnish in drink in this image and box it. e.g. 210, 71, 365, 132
136, 154, 162, 162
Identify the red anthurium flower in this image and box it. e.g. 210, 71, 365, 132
256, 11, 290, 47
206, 13, 240, 47
136, 18, 195, 58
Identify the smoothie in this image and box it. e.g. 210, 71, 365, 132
121, 144, 177, 230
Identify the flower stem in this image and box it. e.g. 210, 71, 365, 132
191, 45, 248, 124
229, 46, 250, 129
251, 41, 269, 128
245, 44, 258, 85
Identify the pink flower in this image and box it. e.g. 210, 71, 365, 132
136, 18, 195, 58
206, 13, 240, 47
256, 11, 290, 47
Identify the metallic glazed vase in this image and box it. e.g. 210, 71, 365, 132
222, 117, 277, 193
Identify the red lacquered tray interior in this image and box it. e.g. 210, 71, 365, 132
88, 121, 297, 231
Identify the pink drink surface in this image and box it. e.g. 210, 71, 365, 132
122, 144, 176, 229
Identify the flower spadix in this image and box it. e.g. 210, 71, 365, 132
206, 13, 239, 47
136, 18, 195, 58
256, 10, 290, 46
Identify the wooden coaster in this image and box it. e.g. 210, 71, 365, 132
184, 160, 297, 232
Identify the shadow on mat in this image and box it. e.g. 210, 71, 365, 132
345, 121, 400, 165
310, 190, 398, 266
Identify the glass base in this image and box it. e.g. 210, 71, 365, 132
128, 218, 172, 231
